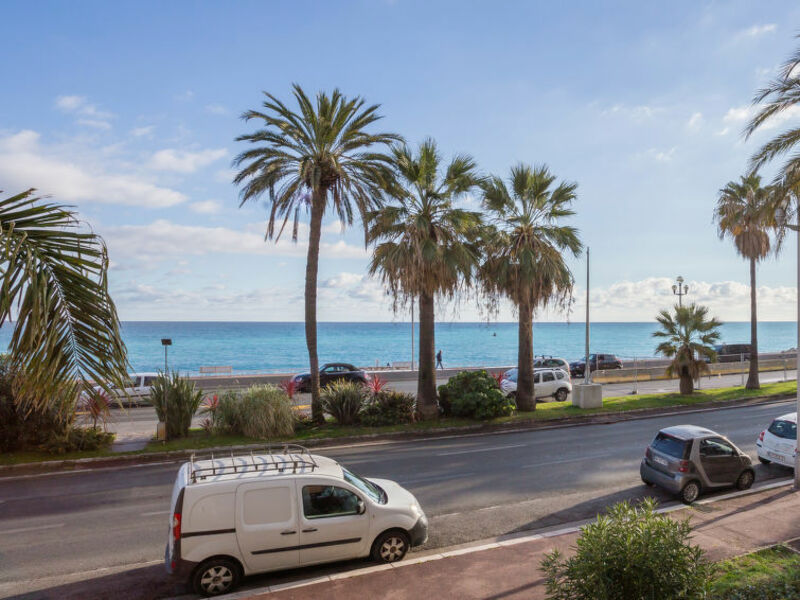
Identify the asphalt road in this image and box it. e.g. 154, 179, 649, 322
1, 399, 795, 599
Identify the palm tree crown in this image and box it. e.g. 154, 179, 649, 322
653, 303, 721, 395
480, 164, 582, 411
233, 85, 400, 422
715, 174, 774, 261
367, 139, 483, 416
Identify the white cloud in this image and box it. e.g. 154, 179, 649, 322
601, 104, 660, 121
638, 147, 676, 162
0, 130, 186, 208
721, 104, 800, 133
205, 104, 228, 115
131, 125, 155, 137
739, 24, 776, 38
686, 112, 703, 129
723, 105, 755, 124
323, 272, 364, 288
55, 95, 113, 128
189, 200, 223, 214
149, 148, 228, 173
323, 220, 346, 234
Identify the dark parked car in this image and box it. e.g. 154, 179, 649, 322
640, 425, 754, 504
713, 343, 752, 363
292, 363, 369, 392
569, 353, 623, 377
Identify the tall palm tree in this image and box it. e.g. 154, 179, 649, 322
653, 304, 721, 395
479, 164, 582, 411
746, 36, 800, 177
233, 85, 400, 423
714, 174, 774, 389
0, 189, 128, 412
367, 139, 482, 417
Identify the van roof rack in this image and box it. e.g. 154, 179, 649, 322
187, 444, 319, 484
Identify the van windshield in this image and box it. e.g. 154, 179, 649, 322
342, 467, 386, 504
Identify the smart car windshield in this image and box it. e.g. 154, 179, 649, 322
342, 467, 386, 504
768, 419, 797, 440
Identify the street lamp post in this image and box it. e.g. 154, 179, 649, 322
775, 206, 800, 489
671, 275, 689, 307
161, 338, 171, 441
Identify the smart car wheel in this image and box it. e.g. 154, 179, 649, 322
554, 388, 569, 402
192, 558, 241, 597
680, 481, 700, 504
372, 530, 410, 563
735, 469, 755, 490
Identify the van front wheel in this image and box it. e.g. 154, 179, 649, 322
372, 530, 410, 563
192, 558, 241, 597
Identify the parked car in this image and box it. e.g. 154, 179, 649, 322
533, 356, 571, 377
713, 343, 752, 363
500, 367, 572, 402
165, 446, 427, 596
640, 425, 754, 504
292, 363, 369, 392
94, 372, 158, 406
569, 354, 623, 377
756, 412, 797, 469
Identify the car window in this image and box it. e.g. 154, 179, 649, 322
302, 485, 360, 519
321, 365, 334, 373
652, 433, 690, 459
556, 370, 565, 380
342, 468, 385, 504
768, 419, 797, 440
143, 376, 156, 386
700, 438, 735, 457
533, 373, 540, 383
505, 369, 518, 383
542, 371, 555, 382
127, 376, 138, 388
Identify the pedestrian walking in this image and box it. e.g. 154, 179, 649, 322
436, 349, 443, 370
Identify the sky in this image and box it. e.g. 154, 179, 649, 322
2, 1, 800, 322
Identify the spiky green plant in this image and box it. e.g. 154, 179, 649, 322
0, 189, 128, 415
149, 371, 203, 439
233, 85, 400, 424
479, 164, 582, 411
367, 139, 483, 417
653, 304, 722, 395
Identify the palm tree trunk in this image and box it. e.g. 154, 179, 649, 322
679, 372, 694, 395
516, 298, 535, 411
306, 190, 325, 424
746, 256, 760, 389
417, 291, 438, 418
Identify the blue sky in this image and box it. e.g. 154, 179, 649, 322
2, 1, 800, 321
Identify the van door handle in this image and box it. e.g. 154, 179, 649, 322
302, 528, 317, 533
281, 530, 296, 535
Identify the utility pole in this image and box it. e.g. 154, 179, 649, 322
585, 247, 590, 384
411, 297, 415, 371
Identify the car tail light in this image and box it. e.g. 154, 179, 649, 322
645, 447, 652, 459
172, 512, 181, 542
758, 430, 765, 442
678, 460, 690, 473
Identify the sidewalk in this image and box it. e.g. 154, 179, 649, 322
242, 483, 800, 600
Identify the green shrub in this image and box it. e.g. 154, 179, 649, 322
320, 380, 365, 425
213, 386, 294, 438
709, 545, 800, 599
149, 371, 203, 439
360, 390, 416, 426
541, 498, 713, 600
40, 427, 115, 454
437, 370, 514, 419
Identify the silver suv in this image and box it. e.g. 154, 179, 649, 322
640, 425, 754, 503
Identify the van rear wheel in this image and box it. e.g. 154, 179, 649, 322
192, 558, 241, 597
372, 530, 410, 563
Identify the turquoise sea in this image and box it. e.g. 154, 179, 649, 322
1, 321, 795, 374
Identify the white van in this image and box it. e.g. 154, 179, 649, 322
165, 445, 428, 596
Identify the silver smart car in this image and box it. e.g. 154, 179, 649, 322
640, 425, 755, 504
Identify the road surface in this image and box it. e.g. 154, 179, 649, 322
1, 399, 795, 599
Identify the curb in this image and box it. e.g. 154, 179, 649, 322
198, 478, 795, 600
1, 392, 795, 477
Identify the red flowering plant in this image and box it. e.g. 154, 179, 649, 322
279, 378, 298, 400
81, 390, 111, 431
490, 371, 505, 388
365, 375, 388, 398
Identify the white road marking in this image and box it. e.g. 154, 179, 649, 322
0, 523, 65, 535
437, 443, 527, 456
141, 510, 170, 517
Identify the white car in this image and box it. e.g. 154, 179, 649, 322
165, 446, 427, 596
500, 367, 572, 402
756, 412, 797, 469
533, 356, 571, 378
95, 373, 158, 406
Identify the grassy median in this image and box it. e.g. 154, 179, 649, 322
710, 544, 800, 598
1, 380, 796, 465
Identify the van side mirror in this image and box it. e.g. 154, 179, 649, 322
357, 499, 366, 515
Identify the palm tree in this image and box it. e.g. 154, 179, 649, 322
479, 165, 582, 411
653, 304, 721, 395
746, 37, 800, 177
714, 174, 774, 389
0, 189, 128, 413
233, 85, 400, 423
367, 139, 482, 417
